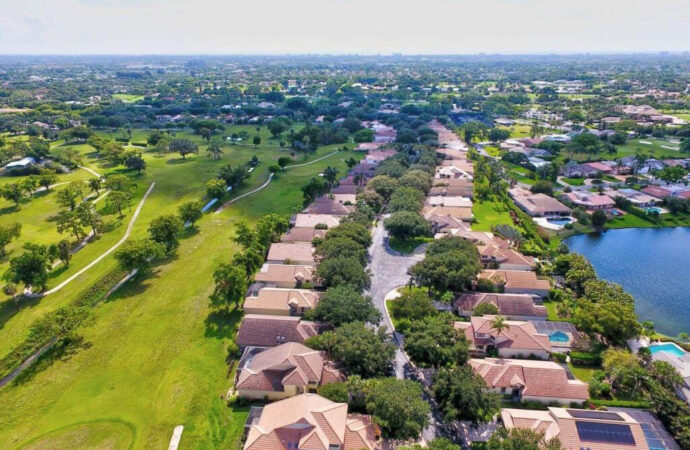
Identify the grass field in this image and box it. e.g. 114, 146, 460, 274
472, 198, 513, 231
568, 362, 597, 383
606, 211, 690, 229
112, 94, 145, 103
561, 177, 585, 186
0, 126, 360, 449
555, 137, 683, 164
388, 236, 432, 254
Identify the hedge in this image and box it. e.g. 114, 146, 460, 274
570, 351, 602, 366
0, 268, 127, 379
588, 399, 650, 409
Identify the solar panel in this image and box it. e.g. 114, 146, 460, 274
576, 421, 636, 445
568, 409, 625, 421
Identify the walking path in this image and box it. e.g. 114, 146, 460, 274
215, 150, 340, 213
38, 182, 155, 296
78, 165, 103, 178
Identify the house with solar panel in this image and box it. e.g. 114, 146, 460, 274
501, 407, 680, 449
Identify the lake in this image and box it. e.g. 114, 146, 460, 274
565, 227, 690, 337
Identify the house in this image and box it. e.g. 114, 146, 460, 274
477, 245, 536, 271
293, 214, 342, 229
425, 196, 473, 208
455, 292, 547, 321
426, 214, 468, 236
422, 206, 474, 222
330, 193, 357, 204
429, 184, 474, 198
455, 316, 551, 359
435, 165, 474, 180
243, 288, 321, 316
281, 227, 328, 243
304, 197, 356, 216
439, 159, 475, 174
254, 264, 319, 288
500, 407, 678, 450
354, 142, 384, 152
244, 394, 380, 450
561, 191, 616, 210
236, 343, 344, 400
469, 358, 588, 404
2, 156, 36, 171
349, 162, 377, 179
330, 184, 359, 195
267, 242, 316, 266
531, 321, 584, 353
603, 189, 658, 207
642, 185, 673, 199
479, 270, 551, 297
508, 188, 571, 217
236, 314, 320, 349
584, 161, 614, 174
562, 163, 600, 178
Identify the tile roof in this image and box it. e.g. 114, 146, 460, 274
280, 227, 328, 243
303, 197, 356, 215
456, 316, 551, 353
294, 214, 343, 228
254, 264, 317, 285
236, 314, 319, 348
423, 206, 474, 221
267, 242, 315, 264
479, 270, 551, 291
470, 358, 588, 401
455, 292, 547, 318
244, 288, 321, 314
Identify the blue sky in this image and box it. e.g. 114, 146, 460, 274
0, 0, 687, 54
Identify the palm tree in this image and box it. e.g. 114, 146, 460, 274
490, 315, 509, 336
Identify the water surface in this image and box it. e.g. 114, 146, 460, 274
565, 227, 690, 337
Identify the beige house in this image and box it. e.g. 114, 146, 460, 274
236, 315, 319, 349
244, 394, 380, 450
455, 292, 547, 321
423, 205, 474, 222
479, 270, 551, 297
508, 188, 572, 217
293, 213, 342, 229
501, 407, 654, 450
280, 227, 327, 243
244, 288, 321, 316
267, 242, 316, 266
236, 342, 344, 400
455, 316, 551, 359
425, 195, 473, 208
469, 358, 589, 405
254, 264, 319, 288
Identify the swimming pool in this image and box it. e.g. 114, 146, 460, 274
646, 207, 663, 214
549, 331, 570, 343
547, 217, 574, 226
649, 342, 685, 358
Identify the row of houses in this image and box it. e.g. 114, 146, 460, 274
239, 140, 396, 450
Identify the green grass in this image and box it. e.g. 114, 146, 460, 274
561, 177, 585, 186
387, 236, 432, 254
555, 138, 683, 164
112, 94, 145, 103
0, 126, 360, 449
606, 212, 690, 229
542, 301, 570, 322
568, 362, 598, 383
472, 198, 513, 231
483, 145, 502, 157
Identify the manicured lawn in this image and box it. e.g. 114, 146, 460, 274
555, 138, 682, 164
483, 145, 502, 157
0, 126, 359, 449
606, 212, 690, 229
388, 236, 432, 254
472, 198, 513, 231
568, 362, 598, 383
561, 177, 585, 186
112, 93, 145, 103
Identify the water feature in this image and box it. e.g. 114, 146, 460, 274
565, 227, 690, 337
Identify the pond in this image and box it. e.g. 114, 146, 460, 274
565, 227, 690, 337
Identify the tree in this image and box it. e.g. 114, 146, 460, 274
75, 202, 103, 236
218, 164, 249, 188
211, 263, 248, 307
680, 138, 690, 154
602, 348, 646, 395
345, 157, 358, 170
400, 439, 460, 450
306, 285, 380, 326
169, 138, 198, 159
404, 314, 469, 367
3, 283, 18, 307
207, 138, 224, 160
323, 222, 372, 249
388, 186, 425, 213
252, 135, 261, 147
490, 315, 509, 335
530, 180, 554, 195
56, 184, 80, 210
101, 140, 126, 165
389, 289, 437, 323
316, 237, 368, 266
105, 174, 134, 193
1, 183, 24, 207
384, 211, 430, 240
0, 223, 21, 256
368, 176, 401, 201
56, 210, 85, 241
232, 222, 258, 249
301, 176, 329, 205
106, 190, 131, 218
38, 174, 58, 192
255, 214, 290, 249
206, 178, 227, 199
486, 427, 563, 450
6, 249, 49, 292
57, 239, 72, 267
114, 238, 165, 274
306, 322, 394, 377
591, 210, 608, 230
148, 214, 184, 253
316, 256, 370, 290
657, 166, 687, 185
323, 166, 339, 186
178, 200, 203, 228
432, 365, 501, 425
88, 177, 102, 196
410, 237, 482, 293
365, 378, 430, 440
124, 152, 146, 173
277, 156, 291, 170
488, 128, 511, 143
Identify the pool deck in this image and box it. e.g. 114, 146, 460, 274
533, 216, 576, 231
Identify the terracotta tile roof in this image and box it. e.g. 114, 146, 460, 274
429, 185, 474, 197
330, 184, 359, 195
236, 314, 319, 348
433, 178, 474, 187
479, 270, 551, 292
244, 394, 379, 450
280, 227, 327, 243
244, 288, 321, 315
425, 195, 473, 208
267, 242, 315, 264
469, 358, 588, 401
455, 292, 547, 318
294, 214, 342, 228
237, 343, 340, 393
478, 245, 536, 268
422, 206, 474, 221
304, 197, 356, 215
458, 316, 551, 353
508, 188, 571, 215
254, 264, 317, 285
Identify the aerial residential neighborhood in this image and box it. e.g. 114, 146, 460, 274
0, 3, 689, 448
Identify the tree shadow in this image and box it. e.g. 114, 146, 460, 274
48, 264, 69, 279
166, 157, 195, 165
0, 295, 42, 331
12, 336, 92, 386
204, 307, 242, 340
0, 205, 20, 216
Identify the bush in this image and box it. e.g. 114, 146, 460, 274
570, 351, 602, 366
551, 352, 567, 363
588, 399, 650, 408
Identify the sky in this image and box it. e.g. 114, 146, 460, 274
0, 0, 688, 55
